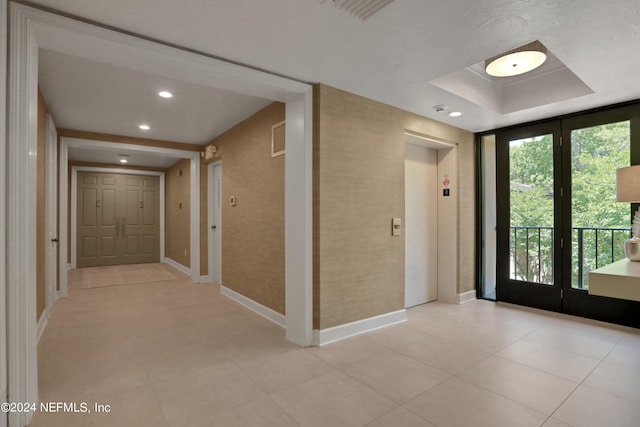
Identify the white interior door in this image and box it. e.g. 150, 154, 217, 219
405, 143, 438, 307
45, 114, 58, 312
209, 163, 222, 284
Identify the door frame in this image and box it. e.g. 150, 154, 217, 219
70, 166, 166, 270
0, 0, 7, 425
207, 161, 222, 285
560, 105, 640, 325
7, 5, 312, 423
495, 121, 563, 312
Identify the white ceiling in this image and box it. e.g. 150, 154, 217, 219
33, 0, 640, 154
38, 49, 272, 145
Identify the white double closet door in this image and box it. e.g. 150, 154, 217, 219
77, 172, 160, 268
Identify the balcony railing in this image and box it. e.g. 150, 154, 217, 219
511, 226, 630, 289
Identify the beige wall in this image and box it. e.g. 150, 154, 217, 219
36, 87, 48, 321
56, 87, 475, 331
165, 159, 191, 268
202, 102, 286, 314
314, 84, 475, 329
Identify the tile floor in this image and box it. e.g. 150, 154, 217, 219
31, 263, 640, 427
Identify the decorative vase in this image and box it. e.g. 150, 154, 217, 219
625, 238, 640, 261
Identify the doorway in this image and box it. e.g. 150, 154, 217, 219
404, 132, 458, 306
7, 7, 312, 423
76, 171, 160, 267
208, 162, 222, 284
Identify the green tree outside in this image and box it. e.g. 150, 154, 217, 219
509, 121, 631, 288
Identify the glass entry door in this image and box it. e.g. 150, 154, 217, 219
496, 122, 562, 311
494, 105, 640, 325
561, 111, 640, 324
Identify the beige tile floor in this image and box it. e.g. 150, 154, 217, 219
31, 263, 640, 427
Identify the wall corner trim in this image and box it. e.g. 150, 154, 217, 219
221, 286, 286, 328
312, 309, 407, 347
456, 290, 477, 304
164, 258, 191, 276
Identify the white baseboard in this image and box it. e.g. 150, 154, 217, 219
456, 290, 477, 304
312, 309, 407, 347
36, 310, 49, 343
199, 275, 211, 284
221, 286, 286, 328
164, 258, 191, 276
67, 263, 71, 270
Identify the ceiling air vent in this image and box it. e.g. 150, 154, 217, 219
320, 0, 395, 21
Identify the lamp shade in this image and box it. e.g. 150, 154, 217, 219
616, 165, 640, 202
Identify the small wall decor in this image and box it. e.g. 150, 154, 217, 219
271, 120, 285, 158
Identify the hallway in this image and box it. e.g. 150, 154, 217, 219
32, 264, 640, 427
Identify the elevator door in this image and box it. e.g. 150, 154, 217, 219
405, 143, 438, 307
77, 172, 160, 267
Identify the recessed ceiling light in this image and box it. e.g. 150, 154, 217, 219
485, 41, 547, 78
119, 159, 128, 164
158, 91, 173, 98
448, 111, 462, 117
119, 154, 130, 164
139, 124, 150, 130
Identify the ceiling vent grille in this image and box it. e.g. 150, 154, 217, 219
320, 0, 395, 21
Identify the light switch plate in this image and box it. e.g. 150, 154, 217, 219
392, 217, 401, 236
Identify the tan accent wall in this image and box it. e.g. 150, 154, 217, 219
37, 88, 49, 321
165, 159, 191, 268
314, 84, 475, 329
203, 102, 286, 314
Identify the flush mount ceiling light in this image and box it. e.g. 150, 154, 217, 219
158, 91, 173, 98
448, 111, 462, 117
139, 124, 150, 130
485, 41, 547, 78
119, 154, 130, 164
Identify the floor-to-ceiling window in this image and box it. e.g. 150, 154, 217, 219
478, 102, 640, 327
